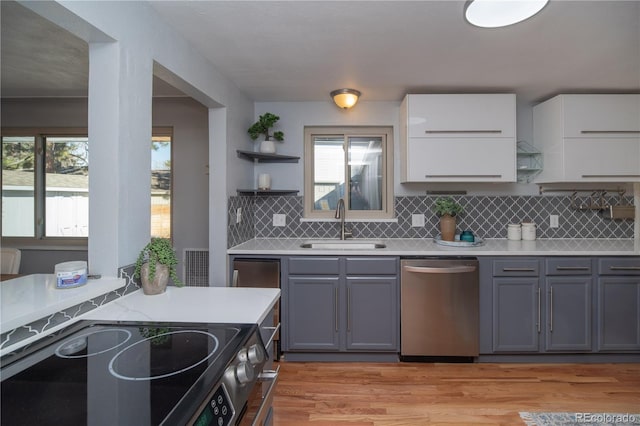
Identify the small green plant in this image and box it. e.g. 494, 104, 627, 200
134, 238, 183, 286
139, 327, 171, 346
432, 197, 464, 217
248, 112, 284, 141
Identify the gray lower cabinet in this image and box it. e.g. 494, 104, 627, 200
597, 257, 640, 351
489, 257, 593, 353
284, 256, 399, 354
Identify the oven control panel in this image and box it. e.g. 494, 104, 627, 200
192, 383, 235, 426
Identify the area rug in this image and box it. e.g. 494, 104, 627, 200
520, 412, 640, 426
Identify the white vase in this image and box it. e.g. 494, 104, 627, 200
259, 140, 276, 154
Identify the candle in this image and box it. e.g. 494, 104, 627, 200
258, 173, 271, 190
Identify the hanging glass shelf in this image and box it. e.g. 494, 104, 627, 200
516, 141, 543, 183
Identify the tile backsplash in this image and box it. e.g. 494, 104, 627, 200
228, 194, 635, 247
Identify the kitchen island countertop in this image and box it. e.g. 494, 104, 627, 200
228, 238, 639, 256
82, 286, 280, 325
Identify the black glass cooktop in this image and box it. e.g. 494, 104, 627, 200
1, 320, 254, 425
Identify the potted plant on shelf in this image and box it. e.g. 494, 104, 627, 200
432, 197, 463, 242
248, 112, 284, 154
134, 238, 183, 295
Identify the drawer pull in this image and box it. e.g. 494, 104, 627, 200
582, 174, 640, 178
502, 267, 536, 272
424, 130, 503, 134
609, 266, 640, 271
556, 266, 590, 271
425, 174, 503, 178
580, 130, 640, 134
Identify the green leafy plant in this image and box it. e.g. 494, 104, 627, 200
248, 112, 284, 142
432, 197, 464, 217
139, 326, 171, 346
134, 238, 183, 286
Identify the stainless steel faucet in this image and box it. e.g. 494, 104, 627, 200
334, 198, 352, 240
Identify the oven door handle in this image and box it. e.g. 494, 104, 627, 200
251, 365, 280, 426
262, 324, 280, 350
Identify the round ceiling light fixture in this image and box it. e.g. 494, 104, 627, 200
331, 88, 361, 109
464, 0, 549, 28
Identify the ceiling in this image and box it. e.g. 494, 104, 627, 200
2, 0, 639, 104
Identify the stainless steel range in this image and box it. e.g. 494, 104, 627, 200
1, 320, 278, 425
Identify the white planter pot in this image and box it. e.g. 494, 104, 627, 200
259, 140, 276, 154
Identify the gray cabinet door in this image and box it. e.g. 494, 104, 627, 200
544, 277, 592, 351
492, 277, 540, 352
286, 276, 340, 351
597, 276, 640, 351
346, 277, 398, 351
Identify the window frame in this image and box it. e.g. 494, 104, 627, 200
303, 126, 394, 220
1, 126, 174, 248
1, 127, 89, 247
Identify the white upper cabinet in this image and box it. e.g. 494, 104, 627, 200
533, 94, 640, 183
400, 94, 517, 182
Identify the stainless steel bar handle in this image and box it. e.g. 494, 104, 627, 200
335, 287, 339, 332
424, 174, 503, 178
610, 266, 640, 271
424, 130, 503, 134
537, 288, 541, 334
503, 268, 536, 272
556, 266, 590, 271
549, 287, 553, 333
232, 269, 239, 287
403, 265, 477, 274
255, 365, 280, 426
347, 288, 351, 332
581, 130, 640, 134
582, 174, 640, 178
262, 324, 281, 350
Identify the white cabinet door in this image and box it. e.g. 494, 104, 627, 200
562, 95, 640, 138
533, 94, 640, 183
564, 138, 640, 181
406, 138, 516, 182
401, 94, 517, 183
407, 94, 516, 138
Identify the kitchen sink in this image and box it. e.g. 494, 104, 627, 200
300, 240, 386, 250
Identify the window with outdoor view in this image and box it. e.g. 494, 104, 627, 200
2, 129, 172, 242
151, 132, 172, 238
2, 132, 89, 239
304, 126, 394, 219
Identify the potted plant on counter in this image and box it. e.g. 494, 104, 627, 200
433, 197, 463, 242
248, 112, 284, 154
134, 238, 183, 295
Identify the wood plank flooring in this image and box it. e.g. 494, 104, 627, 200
272, 361, 640, 425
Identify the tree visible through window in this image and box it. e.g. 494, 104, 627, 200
151, 134, 172, 238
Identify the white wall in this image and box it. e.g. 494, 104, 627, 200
254, 98, 539, 197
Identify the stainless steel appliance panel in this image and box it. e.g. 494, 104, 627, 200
400, 258, 479, 357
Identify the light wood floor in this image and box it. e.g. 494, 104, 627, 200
272, 361, 640, 425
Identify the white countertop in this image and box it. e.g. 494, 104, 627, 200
0, 274, 125, 334
228, 238, 639, 256
83, 286, 280, 325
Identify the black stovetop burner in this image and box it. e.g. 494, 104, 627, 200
1, 320, 257, 425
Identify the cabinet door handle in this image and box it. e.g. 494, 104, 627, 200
549, 287, 553, 333
502, 267, 536, 272
424, 174, 503, 178
556, 266, 590, 271
582, 174, 640, 178
610, 266, 640, 271
537, 288, 541, 334
335, 287, 339, 332
347, 288, 351, 332
580, 130, 640, 134
424, 130, 503, 134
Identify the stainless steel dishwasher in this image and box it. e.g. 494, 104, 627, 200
400, 257, 479, 359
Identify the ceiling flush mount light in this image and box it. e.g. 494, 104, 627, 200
331, 88, 361, 109
464, 0, 549, 28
